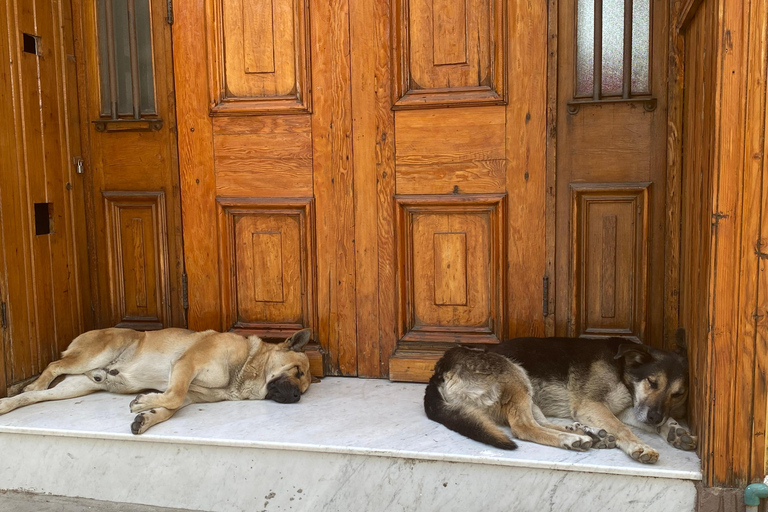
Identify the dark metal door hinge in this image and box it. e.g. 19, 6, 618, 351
181, 272, 188, 310
166, 0, 173, 24
542, 276, 549, 317
1, 302, 7, 329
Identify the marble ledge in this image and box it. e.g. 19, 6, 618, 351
0, 377, 702, 482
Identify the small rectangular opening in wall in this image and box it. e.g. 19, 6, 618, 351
22, 33, 39, 55
34, 203, 53, 235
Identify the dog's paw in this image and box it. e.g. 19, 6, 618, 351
627, 443, 659, 464
129, 393, 155, 413
131, 410, 156, 435
560, 432, 593, 451
567, 422, 617, 449
667, 425, 697, 451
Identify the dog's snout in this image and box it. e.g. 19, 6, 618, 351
647, 409, 664, 425
266, 376, 302, 404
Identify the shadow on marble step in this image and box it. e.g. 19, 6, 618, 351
0, 490, 201, 512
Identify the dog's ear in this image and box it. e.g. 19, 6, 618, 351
286, 328, 312, 352
674, 328, 688, 357
614, 343, 653, 366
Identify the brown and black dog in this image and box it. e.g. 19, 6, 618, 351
425, 334, 696, 463
0, 327, 313, 434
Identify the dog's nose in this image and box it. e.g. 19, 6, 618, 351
647, 410, 664, 425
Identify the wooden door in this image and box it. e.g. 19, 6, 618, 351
173, 0, 548, 379
0, 0, 91, 394
73, 0, 185, 330
554, 0, 668, 345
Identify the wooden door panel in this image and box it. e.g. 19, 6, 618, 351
396, 195, 505, 344
395, 107, 506, 194
104, 192, 170, 330
393, 0, 505, 108
570, 184, 648, 340
212, 0, 311, 113
76, 0, 185, 330
175, 0, 547, 382
554, 0, 667, 345
218, 198, 316, 339
0, 0, 90, 393
212, 116, 313, 197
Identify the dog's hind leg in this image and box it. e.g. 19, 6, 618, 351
24, 331, 130, 392
0, 375, 102, 415
131, 397, 193, 435
507, 397, 593, 451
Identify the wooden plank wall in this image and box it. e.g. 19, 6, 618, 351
0, 0, 91, 393
675, 0, 768, 487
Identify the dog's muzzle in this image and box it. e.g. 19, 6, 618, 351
265, 376, 301, 404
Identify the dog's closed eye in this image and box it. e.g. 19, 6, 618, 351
295, 366, 304, 378
647, 377, 658, 389
671, 391, 684, 398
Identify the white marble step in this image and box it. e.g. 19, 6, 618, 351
0, 378, 700, 512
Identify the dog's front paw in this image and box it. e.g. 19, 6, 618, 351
567, 422, 617, 449
627, 443, 659, 464
667, 425, 697, 451
130, 393, 155, 413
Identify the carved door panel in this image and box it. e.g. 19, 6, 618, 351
75, 0, 185, 330
554, 0, 668, 344
174, 0, 548, 380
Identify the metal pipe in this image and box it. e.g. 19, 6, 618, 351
126, 0, 141, 119
104, 0, 118, 119
593, 0, 603, 100
622, 0, 632, 98
745, 482, 768, 512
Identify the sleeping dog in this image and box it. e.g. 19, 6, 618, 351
0, 327, 313, 434
426, 334, 695, 463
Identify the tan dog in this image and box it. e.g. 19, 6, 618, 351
0, 327, 313, 434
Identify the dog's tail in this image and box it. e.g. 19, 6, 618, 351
424, 376, 517, 450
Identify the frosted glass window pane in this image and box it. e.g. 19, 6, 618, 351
97, 0, 110, 116
576, 0, 594, 97
135, 0, 155, 114
631, 0, 650, 94
601, 0, 624, 96
113, 0, 133, 115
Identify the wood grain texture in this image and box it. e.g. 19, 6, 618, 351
395, 107, 506, 195
217, 198, 316, 338
676, 0, 768, 487
311, 0, 357, 375
433, 233, 467, 306
391, 0, 505, 108
173, 0, 221, 330
395, 194, 505, 346
664, 0, 686, 349
432, 0, 467, 65
508, 0, 548, 337
570, 185, 649, 340
0, 0, 89, 390
103, 192, 170, 331
213, 116, 313, 198
242, 0, 275, 74
350, 0, 397, 377
211, 0, 311, 113
555, 0, 668, 348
